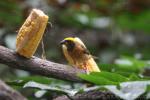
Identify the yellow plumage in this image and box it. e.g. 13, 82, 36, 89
16, 9, 48, 58
61, 37, 100, 73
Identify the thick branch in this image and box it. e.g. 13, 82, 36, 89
0, 80, 27, 100
0, 45, 119, 99
0, 45, 85, 82
0, 45, 147, 100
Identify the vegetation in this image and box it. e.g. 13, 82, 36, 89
0, 0, 149, 99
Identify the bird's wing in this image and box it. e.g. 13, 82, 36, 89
81, 45, 99, 60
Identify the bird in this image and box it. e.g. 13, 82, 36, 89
60, 37, 100, 73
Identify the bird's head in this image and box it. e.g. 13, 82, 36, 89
60, 37, 86, 52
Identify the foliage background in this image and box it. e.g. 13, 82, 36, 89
0, 0, 150, 99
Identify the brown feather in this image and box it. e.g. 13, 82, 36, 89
61, 37, 100, 73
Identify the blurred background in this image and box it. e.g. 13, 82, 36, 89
0, 0, 150, 99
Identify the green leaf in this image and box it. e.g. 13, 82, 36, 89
128, 73, 140, 81
78, 71, 129, 85
90, 71, 129, 82
98, 63, 116, 72
20, 76, 52, 84
79, 73, 118, 85
6, 76, 52, 86
146, 85, 150, 92
6, 80, 25, 86
78, 71, 129, 86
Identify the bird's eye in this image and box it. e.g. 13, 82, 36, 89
66, 40, 75, 51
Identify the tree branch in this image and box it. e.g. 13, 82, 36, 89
54, 91, 119, 100
0, 45, 85, 82
0, 80, 27, 100
0, 45, 119, 99
0, 45, 148, 100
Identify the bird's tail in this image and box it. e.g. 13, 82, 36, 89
86, 58, 100, 73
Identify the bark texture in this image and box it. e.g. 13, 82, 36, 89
0, 45, 85, 82
0, 80, 27, 100
0, 45, 119, 100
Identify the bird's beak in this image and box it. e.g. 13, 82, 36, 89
60, 40, 66, 45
